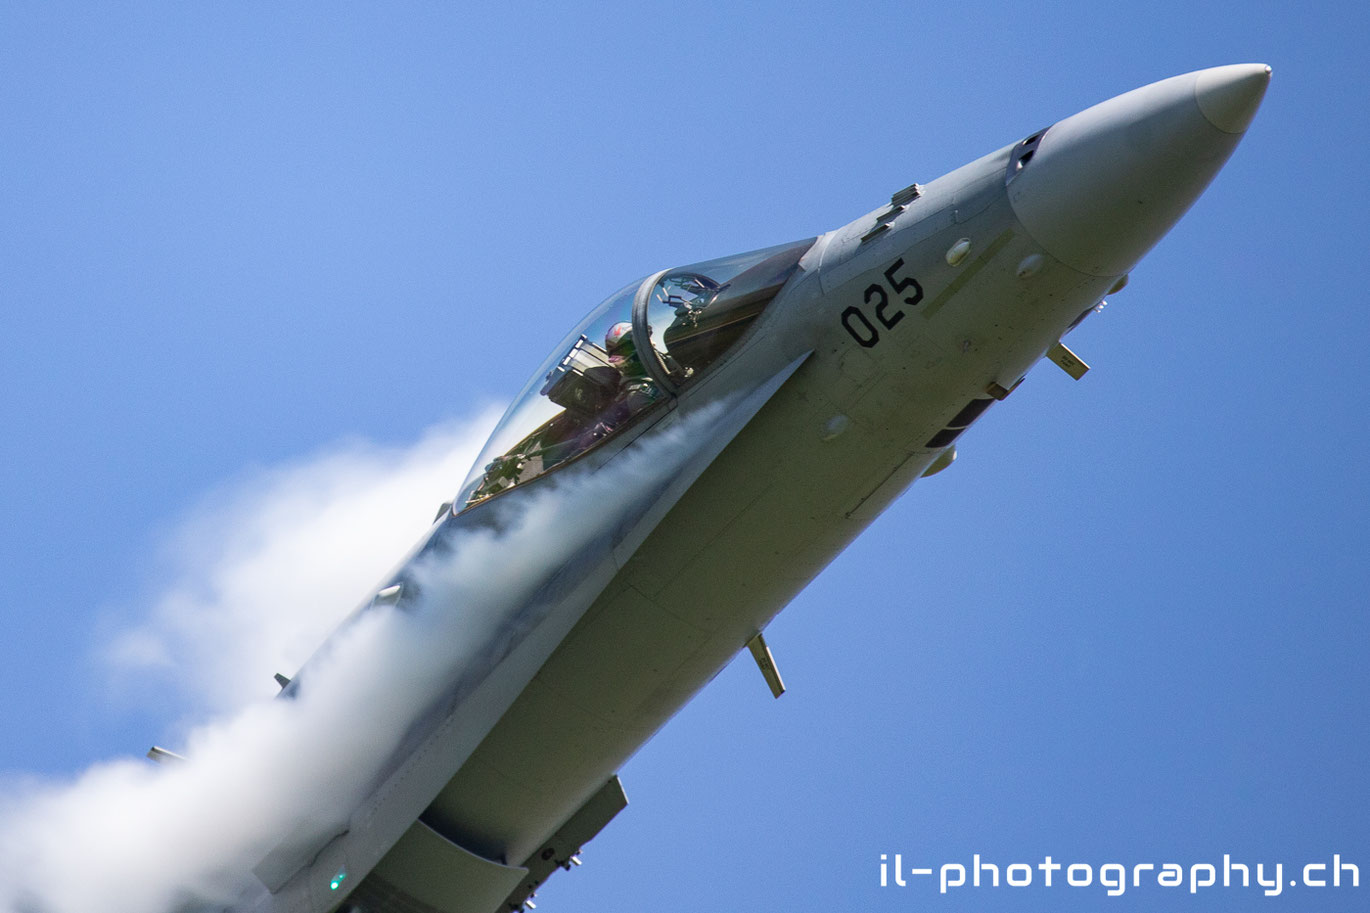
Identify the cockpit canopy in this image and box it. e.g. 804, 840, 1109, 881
457, 237, 816, 509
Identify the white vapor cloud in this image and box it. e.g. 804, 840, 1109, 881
0, 402, 718, 913
106, 413, 501, 714
0, 412, 499, 913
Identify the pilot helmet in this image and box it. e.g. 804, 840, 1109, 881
605, 322, 635, 355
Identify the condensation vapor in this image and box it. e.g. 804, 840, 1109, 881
0, 404, 714, 913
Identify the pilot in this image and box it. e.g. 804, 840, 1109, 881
604, 322, 663, 417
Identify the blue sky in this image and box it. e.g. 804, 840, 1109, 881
1, 1, 1367, 911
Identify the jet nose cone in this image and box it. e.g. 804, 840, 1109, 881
1196, 63, 1272, 134
1009, 65, 1272, 277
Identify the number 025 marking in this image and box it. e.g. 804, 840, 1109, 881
840, 258, 924, 349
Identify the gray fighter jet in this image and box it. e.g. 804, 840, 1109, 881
200, 63, 1270, 913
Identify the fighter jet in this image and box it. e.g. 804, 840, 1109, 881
205, 64, 1270, 913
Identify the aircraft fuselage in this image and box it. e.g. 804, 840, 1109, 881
247, 64, 1270, 913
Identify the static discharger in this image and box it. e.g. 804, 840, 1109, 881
746, 632, 786, 699
147, 746, 188, 765
1047, 341, 1091, 380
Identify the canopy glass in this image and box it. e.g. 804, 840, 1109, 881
458, 237, 816, 509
